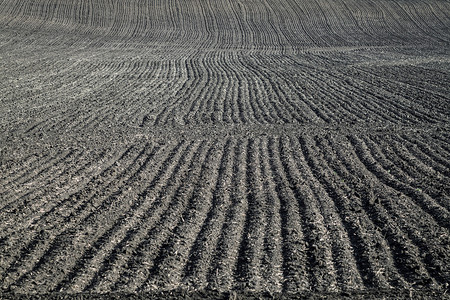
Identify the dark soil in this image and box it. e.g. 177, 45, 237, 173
1, 0, 449, 299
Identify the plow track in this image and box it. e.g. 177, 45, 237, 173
0, 0, 449, 299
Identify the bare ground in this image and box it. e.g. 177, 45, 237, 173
0, 0, 449, 299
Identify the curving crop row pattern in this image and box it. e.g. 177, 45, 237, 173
0, 0, 449, 297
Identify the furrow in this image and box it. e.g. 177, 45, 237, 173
297, 135, 399, 289
181, 139, 235, 290
233, 138, 266, 291
106, 141, 208, 291
141, 141, 224, 291
52, 140, 193, 293
278, 136, 338, 291
286, 136, 364, 291
207, 139, 248, 291
265, 137, 310, 293
348, 135, 450, 229
322, 135, 450, 287
370, 135, 450, 211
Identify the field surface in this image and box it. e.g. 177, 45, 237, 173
1, 0, 449, 299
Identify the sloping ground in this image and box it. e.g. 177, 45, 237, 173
0, 0, 449, 299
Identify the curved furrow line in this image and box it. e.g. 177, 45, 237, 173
1, 149, 76, 193
329, 74, 434, 124
262, 0, 296, 51
206, 1, 233, 49
3, 140, 193, 293
390, 133, 450, 181
257, 56, 344, 123
250, 0, 286, 50
217, 52, 256, 124
197, 0, 220, 49
216, 52, 254, 124
207, 53, 243, 124
225, 0, 247, 47
155, 58, 206, 126
0, 0, 43, 30
0, 152, 43, 186
189, 56, 230, 125
297, 135, 401, 289
204, 54, 231, 124
273, 55, 356, 123
236, 55, 281, 124
167, 57, 209, 125
289, 0, 329, 46
369, 135, 450, 211
133, 61, 190, 125
242, 54, 313, 123
363, 134, 450, 212
348, 67, 450, 121
301, 72, 390, 124
203, 139, 248, 291
323, 0, 375, 45
265, 60, 328, 123
392, 134, 450, 178
137, 58, 181, 125
203, 55, 229, 124
305, 67, 410, 125
223, 54, 260, 124
265, 137, 310, 293
352, 64, 450, 107
395, 1, 449, 43
237, 1, 267, 50
278, 136, 338, 292
96, 141, 209, 293
0, 152, 52, 193
237, 56, 294, 124
274, 0, 317, 47
290, 78, 341, 124
0, 143, 140, 250
413, 133, 450, 165
311, 0, 348, 46
0, 149, 87, 221
149, 58, 205, 126
240, 1, 266, 49
245, 74, 277, 124
374, 65, 450, 96
347, 0, 390, 43
230, 138, 267, 291
285, 59, 417, 125
347, 136, 450, 229
45, 142, 193, 293
256, 137, 284, 293
215, 53, 240, 124
429, 1, 450, 31
141, 142, 224, 291
320, 137, 426, 291
321, 136, 450, 287
225, 52, 248, 123
270, 76, 332, 123
337, 0, 379, 43
286, 136, 364, 291
0, 143, 157, 285
181, 139, 235, 290
364, 0, 413, 44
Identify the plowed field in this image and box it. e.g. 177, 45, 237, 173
1, 0, 449, 299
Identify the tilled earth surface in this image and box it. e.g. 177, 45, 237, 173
1, 0, 449, 299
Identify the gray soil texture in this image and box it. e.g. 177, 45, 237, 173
0, 0, 449, 299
